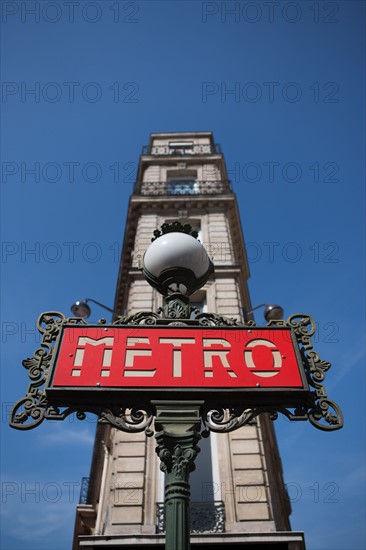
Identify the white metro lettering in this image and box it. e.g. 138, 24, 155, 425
65, 331, 287, 383
124, 337, 154, 377
159, 338, 195, 377
72, 336, 114, 377
244, 339, 282, 378
202, 338, 237, 378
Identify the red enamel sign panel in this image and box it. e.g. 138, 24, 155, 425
48, 326, 306, 390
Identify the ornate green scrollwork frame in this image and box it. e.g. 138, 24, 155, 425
201, 314, 344, 434
9, 311, 155, 434
9, 307, 343, 434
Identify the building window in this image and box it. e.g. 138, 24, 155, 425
166, 177, 198, 195
190, 436, 215, 502
190, 290, 207, 317
166, 170, 198, 195
168, 141, 193, 155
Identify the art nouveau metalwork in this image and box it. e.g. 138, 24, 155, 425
9, 309, 343, 433
156, 502, 225, 535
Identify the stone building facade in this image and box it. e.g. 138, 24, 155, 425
73, 132, 305, 549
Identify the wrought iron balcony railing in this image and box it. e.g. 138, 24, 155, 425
142, 143, 222, 156
156, 501, 225, 534
134, 180, 232, 196
79, 476, 90, 504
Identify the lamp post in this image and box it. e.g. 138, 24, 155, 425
10, 221, 344, 550
70, 298, 120, 319
242, 303, 284, 322
140, 223, 214, 550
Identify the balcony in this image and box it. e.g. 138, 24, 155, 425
156, 501, 225, 534
142, 143, 222, 156
134, 180, 232, 196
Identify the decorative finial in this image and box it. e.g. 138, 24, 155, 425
151, 222, 199, 242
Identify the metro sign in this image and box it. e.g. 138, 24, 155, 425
46, 325, 309, 407
11, 312, 343, 432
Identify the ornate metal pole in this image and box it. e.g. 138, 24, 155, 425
154, 401, 203, 550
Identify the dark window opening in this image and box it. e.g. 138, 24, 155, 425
166, 178, 197, 195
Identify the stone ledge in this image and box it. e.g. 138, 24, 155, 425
78, 531, 305, 548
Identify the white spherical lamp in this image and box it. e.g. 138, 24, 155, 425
141, 227, 214, 296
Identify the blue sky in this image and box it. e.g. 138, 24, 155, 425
1, 1, 365, 549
